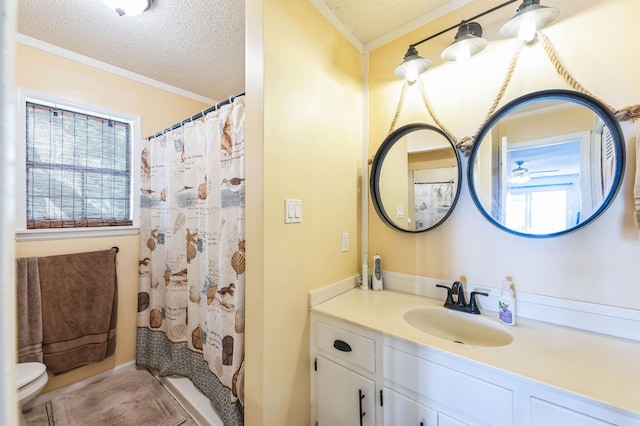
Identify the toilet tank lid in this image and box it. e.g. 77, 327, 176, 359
17, 362, 46, 388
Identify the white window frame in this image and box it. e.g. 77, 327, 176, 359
15, 87, 140, 241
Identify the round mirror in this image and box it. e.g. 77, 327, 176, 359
370, 123, 462, 233
468, 90, 625, 238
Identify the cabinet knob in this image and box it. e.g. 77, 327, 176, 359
333, 339, 352, 352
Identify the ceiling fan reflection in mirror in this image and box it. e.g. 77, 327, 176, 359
509, 160, 559, 184
510, 160, 530, 184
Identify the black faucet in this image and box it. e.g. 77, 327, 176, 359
436, 282, 488, 314
452, 281, 467, 308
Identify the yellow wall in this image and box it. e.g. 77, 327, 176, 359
368, 0, 640, 308
15, 0, 640, 422
14, 43, 210, 391
245, 0, 363, 424
14, 1, 364, 420
380, 137, 410, 229
409, 149, 457, 170
496, 104, 592, 144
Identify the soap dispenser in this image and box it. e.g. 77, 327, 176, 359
498, 280, 516, 326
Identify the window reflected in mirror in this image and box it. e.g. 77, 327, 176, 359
469, 90, 624, 238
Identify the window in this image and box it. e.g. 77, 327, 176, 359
16, 89, 140, 240
503, 134, 586, 235
506, 185, 572, 234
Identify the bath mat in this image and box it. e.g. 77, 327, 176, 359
49, 369, 187, 426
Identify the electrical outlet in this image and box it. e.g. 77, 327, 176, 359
341, 232, 349, 252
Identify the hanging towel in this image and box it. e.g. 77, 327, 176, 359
38, 249, 118, 374
635, 129, 640, 236
16, 257, 43, 363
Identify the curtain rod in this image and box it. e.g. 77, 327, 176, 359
147, 91, 245, 140
414, 180, 454, 184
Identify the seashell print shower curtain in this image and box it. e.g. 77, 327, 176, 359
413, 182, 453, 231
137, 96, 245, 425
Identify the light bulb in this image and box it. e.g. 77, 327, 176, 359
455, 43, 471, 62
405, 64, 419, 83
517, 12, 537, 43
394, 51, 430, 81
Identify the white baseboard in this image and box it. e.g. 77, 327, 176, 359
382, 271, 640, 342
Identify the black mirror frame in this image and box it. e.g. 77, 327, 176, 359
370, 123, 463, 233
467, 89, 626, 238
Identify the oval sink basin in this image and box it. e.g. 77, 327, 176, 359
404, 307, 513, 347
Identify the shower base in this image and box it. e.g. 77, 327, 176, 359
155, 374, 224, 426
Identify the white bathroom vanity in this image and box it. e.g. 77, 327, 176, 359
309, 287, 640, 426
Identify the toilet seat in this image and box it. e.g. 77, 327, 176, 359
17, 362, 48, 426
17, 362, 47, 389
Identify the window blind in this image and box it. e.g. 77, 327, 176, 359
25, 102, 133, 229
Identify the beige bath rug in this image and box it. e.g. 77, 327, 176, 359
49, 369, 187, 426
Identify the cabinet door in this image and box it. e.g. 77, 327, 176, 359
384, 346, 512, 425
530, 398, 613, 426
438, 412, 470, 426
383, 387, 437, 426
316, 356, 376, 426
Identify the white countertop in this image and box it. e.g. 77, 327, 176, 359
310, 288, 640, 415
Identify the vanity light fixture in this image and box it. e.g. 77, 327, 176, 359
441, 21, 488, 62
394, 46, 432, 83
500, 0, 559, 43
394, 0, 560, 80
101, 0, 155, 16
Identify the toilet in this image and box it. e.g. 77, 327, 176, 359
17, 362, 48, 423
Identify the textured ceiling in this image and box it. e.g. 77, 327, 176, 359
18, 0, 245, 103
323, 0, 453, 43
17, 0, 474, 103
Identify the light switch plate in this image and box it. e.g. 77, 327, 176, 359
341, 232, 349, 252
285, 199, 302, 223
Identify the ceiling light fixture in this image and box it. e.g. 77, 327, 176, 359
510, 161, 531, 184
101, 0, 155, 17
394, 0, 560, 80
500, 0, 559, 43
441, 21, 488, 62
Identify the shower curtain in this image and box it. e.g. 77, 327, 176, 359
413, 182, 453, 230
136, 96, 245, 425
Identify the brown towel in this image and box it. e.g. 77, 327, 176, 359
16, 257, 43, 363
38, 249, 118, 374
